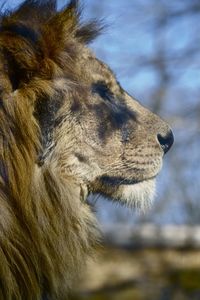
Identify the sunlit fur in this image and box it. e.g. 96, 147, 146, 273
0, 0, 172, 299
113, 179, 156, 210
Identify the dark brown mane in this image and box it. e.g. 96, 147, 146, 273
1, 0, 102, 48
0, 1, 100, 299
0, 0, 103, 88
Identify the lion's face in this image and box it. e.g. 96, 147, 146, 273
47, 47, 174, 209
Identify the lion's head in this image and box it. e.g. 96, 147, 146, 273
0, 0, 173, 298
49, 54, 174, 210
33, 8, 173, 211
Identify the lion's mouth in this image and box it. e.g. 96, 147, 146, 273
100, 175, 156, 186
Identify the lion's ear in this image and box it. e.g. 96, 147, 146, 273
1, 47, 38, 92
43, 0, 79, 57
47, 0, 79, 35
43, 0, 103, 57
0, 36, 40, 91
0, 1, 56, 91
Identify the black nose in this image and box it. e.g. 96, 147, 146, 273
157, 130, 174, 154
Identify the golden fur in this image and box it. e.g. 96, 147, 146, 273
0, 1, 173, 299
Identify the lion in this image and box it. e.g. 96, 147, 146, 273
0, 0, 174, 299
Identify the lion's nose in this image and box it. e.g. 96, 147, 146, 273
157, 130, 174, 154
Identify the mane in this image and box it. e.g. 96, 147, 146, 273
1, 0, 102, 39
0, 1, 100, 299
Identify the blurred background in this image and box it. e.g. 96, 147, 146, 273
4, 1, 200, 299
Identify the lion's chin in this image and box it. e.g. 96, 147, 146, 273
107, 178, 156, 211
89, 177, 156, 212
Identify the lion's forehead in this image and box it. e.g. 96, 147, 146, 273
78, 48, 120, 89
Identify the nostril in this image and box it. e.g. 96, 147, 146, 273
157, 130, 174, 154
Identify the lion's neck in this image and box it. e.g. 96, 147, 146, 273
0, 163, 98, 299
31, 164, 99, 295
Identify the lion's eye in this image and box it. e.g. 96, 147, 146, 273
91, 81, 113, 101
